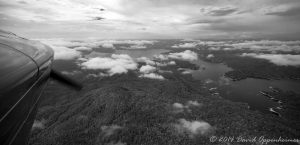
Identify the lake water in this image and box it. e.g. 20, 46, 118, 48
189, 58, 300, 114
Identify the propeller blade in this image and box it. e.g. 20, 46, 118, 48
50, 69, 82, 90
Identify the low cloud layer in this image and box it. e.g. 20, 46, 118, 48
172, 101, 202, 113
52, 46, 82, 60
137, 57, 156, 65
168, 50, 198, 61
32, 119, 46, 130
207, 54, 214, 59
80, 54, 138, 76
74, 46, 92, 52
175, 119, 214, 137
139, 73, 164, 80
241, 53, 300, 66
180, 40, 300, 53
172, 43, 198, 48
139, 65, 156, 74
155, 50, 198, 62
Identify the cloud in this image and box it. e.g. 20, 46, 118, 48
35, 38, 82, 60
186, 100, 201, 107
265, 6, 300, 16
101, 43, 115, 49
231, 40, 300, 52
172, 42, 198, 48
175, 119, 214, 137
241, 53, 300, 66
101, 125, 122, 137
37, 39, 156, 50
136, 57, 156, 65
122, 44, 147, 49
2, 0, 300, 39
172, 103, 185, 113
168, 50, 198, 61
32, 119, 46, 130
74, 46, 92, 52
139, 73, 164, 80
153, 54, 169, 61
80, 54, 138, 76
208, 47, 220, 51
207, 54, 214, 59
52, 46, 82, 60
172, 101, 202, 113
202, 6, 238, 16
168, 61, 176, 65
139, 65, 156, 74
119, 40, 155, 49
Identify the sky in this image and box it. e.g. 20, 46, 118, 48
0, 0, 300, 39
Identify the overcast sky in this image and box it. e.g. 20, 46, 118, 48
1, 0, 300, 39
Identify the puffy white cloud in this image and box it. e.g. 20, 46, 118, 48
172, 102, 185, 113
74, 46, 92, 52
52, 46, 82, 60
136, 57, 156, 65
168, 61, 176, 65
223, 47, 234, 51
173, 103, 185, 109
101, 43, 115, 49
206, 54, 214, 59
80, 54, 137, 76
139, 65, 156, 74
186, 101, 201, 107
204, 79, 214, 84
139, 73, 165, 80
168, 50, 198, 61
172, 42, 198, 48
175, 119, 213, 137
36, 38, 82, 60
241, 53, 300, 66
138, 56, 176, 67
32, 119, 46, 130
172, 100, 202, 113
154, 50, 198, 62
153, 54, 169, 61
208, 47, 220, 51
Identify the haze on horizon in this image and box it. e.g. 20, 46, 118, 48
0, 0, 300, 40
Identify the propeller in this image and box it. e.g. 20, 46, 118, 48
50, 69, 83, 90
